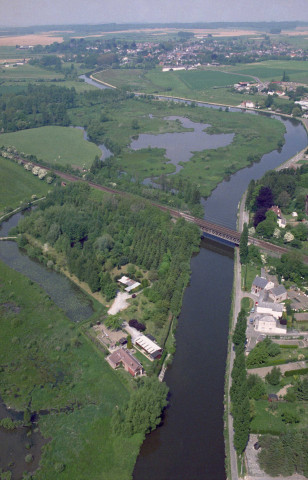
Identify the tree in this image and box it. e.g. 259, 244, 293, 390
112, 377, 168, 436
239, 223, 249, 264
265, 367, 281, 386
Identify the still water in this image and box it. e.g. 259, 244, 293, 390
130, 116, 234, 173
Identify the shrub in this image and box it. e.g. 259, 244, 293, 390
128, 319, 146, 331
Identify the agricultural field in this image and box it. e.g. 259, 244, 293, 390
0, 63, 65, 81
0, 156, 51, 214
0, 126, 101, 168
93, 68, 257, 105
226, 60, 308, 84
0, 261, 142, 479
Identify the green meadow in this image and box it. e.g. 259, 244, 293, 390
0, 126, 101, 168
0, 156, 51, 213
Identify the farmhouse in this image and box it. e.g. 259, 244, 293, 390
269, 285, 287, 303
255, 315, 287, 335
251, 276, 274, 295
135, 334, 162, 361
106, 347, 143, 377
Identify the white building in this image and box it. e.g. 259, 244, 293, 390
255, 315, 287, 335
256, 301, 284, 319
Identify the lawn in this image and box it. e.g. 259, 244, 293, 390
0, 261, 143, 480
0, 126, 101, 168
242, 264, 260, 292
0, 156, 51, 213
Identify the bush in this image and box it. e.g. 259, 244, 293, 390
265, 367, 281, 386
128, 319, 146, 331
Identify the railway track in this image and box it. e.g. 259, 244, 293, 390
27, 162, 308, 260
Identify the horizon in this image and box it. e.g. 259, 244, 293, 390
2, 0, 308, 28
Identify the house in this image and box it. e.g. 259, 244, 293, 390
134, 334, 162, 361
241, 101, 255, 108
256, 301, 284, 319
251, 276, 274, 295
106, 348, 143, 377
270, 205, 282, 218
278, 217, 286, 228
118, 275, 140, 293
269, 285, 287, 303
255, 315, 287, 334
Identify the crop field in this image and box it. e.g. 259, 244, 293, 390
0, 126, 101, 168
0, 34, 64, 46
227, 60, 308, 83
0, 261, 142, 479
0, 156, 51, 213
177, 69, 252, 89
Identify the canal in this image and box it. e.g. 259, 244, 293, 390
133, 114, 307, 479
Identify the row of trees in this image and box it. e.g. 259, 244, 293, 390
231, 308, 250, 453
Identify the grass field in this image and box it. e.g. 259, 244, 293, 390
0, 126, 101, 168
0, 63, 65, 81
0, 156, 51, 213
226, 60, 308, 84
0, 261, 143, 479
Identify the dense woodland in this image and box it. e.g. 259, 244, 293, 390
0, 84, 76, 132
14, 183, 200, 331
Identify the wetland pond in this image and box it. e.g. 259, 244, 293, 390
130, 116, 234, 173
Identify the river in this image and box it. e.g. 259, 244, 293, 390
1, 75, 308, 479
